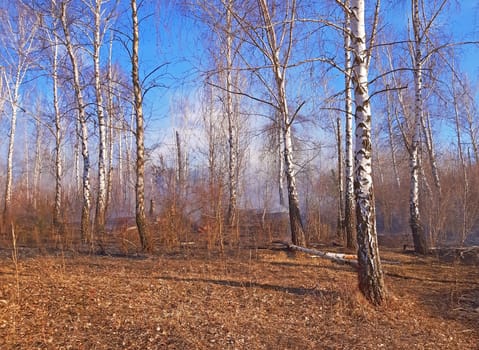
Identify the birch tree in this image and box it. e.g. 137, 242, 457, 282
0, 2, 39, 226
335, 115, 345, 241
343, 0, 356, 249
60, 1, 92, 242
348, 0, 386, 305
88, 0, 108, 239
409, 0, 429, 254
223, 0, 238, 228
131, 0, 152, 252
51, 29, 63, 232
260, 0, 307, 246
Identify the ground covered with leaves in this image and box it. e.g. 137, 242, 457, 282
0, 246, 478, 349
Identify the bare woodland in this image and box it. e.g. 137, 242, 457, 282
0, 0, 479, 347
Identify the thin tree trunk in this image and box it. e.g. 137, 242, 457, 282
105, 33, 114, 215
465, 106, 479, 163
1, 5, 37, 228
258, 0, 306, 246
61, 2, 92, 243
385, 88, 401, 189
350, 0, 386, 305
277, 115, 285, 207
118, 127, 124, 202
452, 79, 469, 245
131, 0, 151, 252
74, 132, 81, 195
3, 85, 19, 224
283, 116, 306, 246
224, 0, 237, 227
176, 130, 184, 192
421, 111, 441, 196
24, 126, 30, 205
336, 116, 345, 241
344, 0, 356, 249
410, 0, 428, 255
52, 34, 63, 231
33, 116, 42, 211
93, 0, 107, 239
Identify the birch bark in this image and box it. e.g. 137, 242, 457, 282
61, 2, 92, 243
1, 7, 37, 225
51, 32, 63, 231
105, 34, 114, 214
344, 0, 356, 249
421, 112, 441, 196
33, 117, 42, 211
465, 105, 479, 163
92, 0, 108, 238
277, 115, 285, 207
131, 0, 152, 252
224, 0, 237, 227
336, 117, 345, 241
257, 0, 306, 246
3, 76, 20, 224
350, 0, 386, 305
410, 0, 428, 254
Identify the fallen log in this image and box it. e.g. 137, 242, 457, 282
288, 244, 358, 267
271, 241, 358, 267
272, 241, 400, 266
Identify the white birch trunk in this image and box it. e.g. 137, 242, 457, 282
336, 116, 345, 241
350, 0, 386, 305
105, 35, 114, 215
410, 0, 428, 254
1, 5, 37, 226
344, 0, 356, 249
282, 111, 306, 246
421, 112, 441, 196
277, 115, 285, 207
93, 0, 108, 238
61, 3, 92, 243
131, 0, 151, 251
465, 107, 479, 163
118, 127, 124, 201
3, 84, 20, 222
52, 34, 63, 230
33, 117, 42, 211
258, 0, 306, 246
225, 0, 237, 227
24, 126, 30, 205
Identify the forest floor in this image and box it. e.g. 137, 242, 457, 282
0, 242, 478, 349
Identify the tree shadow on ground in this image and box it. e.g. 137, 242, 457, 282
157, 275, 337, 298
413, 285, 479, 339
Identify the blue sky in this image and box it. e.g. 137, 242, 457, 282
100, 0, 479, 153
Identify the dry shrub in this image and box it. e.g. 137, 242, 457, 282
155, 202, 194, 248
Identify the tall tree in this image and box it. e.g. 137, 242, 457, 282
0, 2, 39, 226
255, 0, 307, 246
409, 0, 428, 254
343, 0, 356, 249
224, 0, 238, 228
349, 0, 386, 305
50, 25, 63, 233
131, 0, 152, 252
335, 115, 345, 241
90, 0, 108, 240
60, 1, 92, 243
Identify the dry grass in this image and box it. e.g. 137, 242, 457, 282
0, 246, 478, 349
